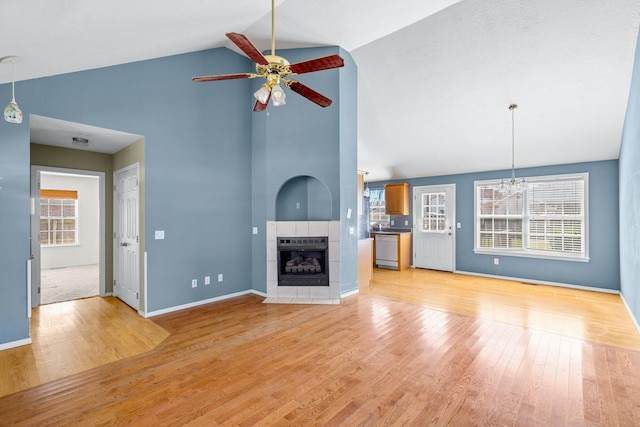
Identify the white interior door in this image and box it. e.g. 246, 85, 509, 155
114, 164, 140, 310
413, 184, 455, 272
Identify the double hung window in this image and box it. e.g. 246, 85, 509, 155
369, 188, 390, 228
474, 173, 588, 261
40, 189, 78, 246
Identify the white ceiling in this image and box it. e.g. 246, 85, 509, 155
30, 115, 143, 154
2, 0, 639, 180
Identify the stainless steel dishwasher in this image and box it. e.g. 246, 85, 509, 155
375, 234, 398, 269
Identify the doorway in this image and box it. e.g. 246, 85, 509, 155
30, 167, 106, 307
412, 184, 456, 272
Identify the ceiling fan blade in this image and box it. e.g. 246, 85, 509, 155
288, 81, 333, 107
289, 54, 345, 75
226, 32, 269, 66
192, 73, 255, 82
253, 95, 270, 112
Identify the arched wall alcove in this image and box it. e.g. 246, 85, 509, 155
275, 175, 332, 221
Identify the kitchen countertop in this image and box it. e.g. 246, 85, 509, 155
370, 228, 412, 235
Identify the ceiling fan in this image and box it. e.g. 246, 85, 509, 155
192, 0, 345, 112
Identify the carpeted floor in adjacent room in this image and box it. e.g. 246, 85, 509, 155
40, 264, 99, 305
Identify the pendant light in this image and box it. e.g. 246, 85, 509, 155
500, 104, 524, 191
364, 172, 370, 197
1, 56, 22, 124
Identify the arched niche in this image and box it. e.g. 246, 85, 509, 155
276, 175, 332, 221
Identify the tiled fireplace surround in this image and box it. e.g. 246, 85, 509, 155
266, 220, 341, 304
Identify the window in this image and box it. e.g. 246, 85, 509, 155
474, 173, 588, 261
420, 192, 446, 232
368, 188, 390, 228
40, 189, 78, 246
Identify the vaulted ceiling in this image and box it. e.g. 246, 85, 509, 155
2, 0, 639, 180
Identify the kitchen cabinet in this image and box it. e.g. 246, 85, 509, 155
372, 232, 411, 270
384, 183, 410, 215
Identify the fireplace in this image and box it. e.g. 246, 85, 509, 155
277, 236, 329, 287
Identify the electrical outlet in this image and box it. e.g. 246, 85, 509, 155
404, 220, 409, 226
191, 279, 198, 288
204, 276, 211, 285
494, 258, 499, 265
218, 274, 223, 282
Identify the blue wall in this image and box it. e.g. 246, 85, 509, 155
372, 159, 620, 290
0, 110, 30, 344
619, 25, 640, 326
1, 44, 357, 346
275, 176, 332, 221
0, 47, 259, 345
250, 46, 358, 294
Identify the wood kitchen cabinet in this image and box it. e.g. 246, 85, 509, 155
384, 183, 410, 215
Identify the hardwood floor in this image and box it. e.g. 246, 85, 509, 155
0, 296, 170, 398
1, 269, 639, 425
363, 268, 640, 351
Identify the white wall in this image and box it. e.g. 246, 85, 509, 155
41, 173, 99, 269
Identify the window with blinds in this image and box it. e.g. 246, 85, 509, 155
40, 189, 78, 246
474, 173, 588, 261
368, 188, 390, 228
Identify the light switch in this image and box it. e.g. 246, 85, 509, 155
252, 227, 258, 235
457, 223, 461, 229
347, 208, 352, 219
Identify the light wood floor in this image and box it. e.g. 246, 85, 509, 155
363, 268, 640, 351
0, 268, 639, 425
0, 296, 170, 398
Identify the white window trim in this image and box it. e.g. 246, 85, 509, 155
40, 198, 79, 247
473, 173, 589, 262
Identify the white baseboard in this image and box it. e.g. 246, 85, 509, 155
143, 289, 265, 318
454, 270, 620, 294
0, 337, 32, 351
621, 294, 640, 334
341, 288, 359, 298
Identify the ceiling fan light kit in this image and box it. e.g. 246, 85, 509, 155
1, 56, 23, 124
193, 0, 344, 111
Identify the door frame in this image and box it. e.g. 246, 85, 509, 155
30, 165, 106, 308
412, 183, 456, 272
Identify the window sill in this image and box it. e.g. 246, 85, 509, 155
473, 248, 590, 263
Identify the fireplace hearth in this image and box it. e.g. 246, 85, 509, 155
277, 236, 329, 287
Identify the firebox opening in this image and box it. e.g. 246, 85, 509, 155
277, 236, 329, 287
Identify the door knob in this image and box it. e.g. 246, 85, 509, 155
120, 242, 129, 247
